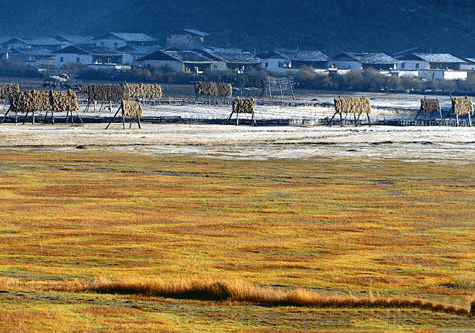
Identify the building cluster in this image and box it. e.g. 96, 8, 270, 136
1, 29, 474, 81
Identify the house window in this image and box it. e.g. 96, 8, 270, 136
76, 57, 80, 62
401, 63, 405, 69
416, 63, 419, 69
60, 57, 64, 62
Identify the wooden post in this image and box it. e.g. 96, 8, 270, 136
339, 112, 343, 127
105, 105, 122, 130
22, 111, 29, 125
0, 109, 10, 124
327, 111, 338, 126
469, 113, 472, 127
367, 113, 372, 126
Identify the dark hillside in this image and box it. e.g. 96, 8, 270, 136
2, 0, 475, 55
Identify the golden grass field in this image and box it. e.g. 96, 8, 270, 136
0, 149, 473, 332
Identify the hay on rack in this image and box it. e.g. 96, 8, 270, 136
9, 90, 51, 113
124, 83, 162, 99
0, 84, 20, 99
452, 97, 474, 116
420, 99, 440, 113
50, 90, 79, 112
232, 98, 255, 114
334, 97, 371, 114
121, 100, 142, 118
9, 90, 79, 113
195, 82, 232, 98
88, 84, 127, 102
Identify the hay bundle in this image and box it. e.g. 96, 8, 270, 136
452, 97, 474, 116
334, 97, 371, 114
420, 99, 440, 113
88, 85, 127, 102
0, 84, 20, 99
124, 83, 162, 99
9, 90, 51, 113
50, 90, 79, 112
232, 98, 255, 114
121, 100, 143, 118
195, 82, 232, 98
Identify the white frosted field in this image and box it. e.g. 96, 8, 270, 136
1, 93, 474, 162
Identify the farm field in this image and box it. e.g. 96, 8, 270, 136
0, 144, 474, 332
0, 87, 474, 332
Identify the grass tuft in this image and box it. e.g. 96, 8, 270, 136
49, 277, 472, 316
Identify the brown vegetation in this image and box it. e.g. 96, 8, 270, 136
43, 277, 471, 316
8, 90, 79, 113
420, 98, 440, 113
195, 81, 232, 98
124, 83, 162, 99
0, 83, 20, 99
232, 98, 255, 113
121, 100, 143, 118
334, 97, 371, 114
452, 97, 474, 116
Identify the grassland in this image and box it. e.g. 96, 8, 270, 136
0, 149, 473, 332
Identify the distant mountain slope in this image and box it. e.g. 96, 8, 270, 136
2, 0, 475, 56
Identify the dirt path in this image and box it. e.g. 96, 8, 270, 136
1, 123, 475, 162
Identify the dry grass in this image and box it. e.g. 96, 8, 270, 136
46, 277, 469, 316
0, 150, 474, 331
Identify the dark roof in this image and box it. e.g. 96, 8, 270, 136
276, 50, 331, 62
166, 50, 213, 63
17, 48, 53, 56
55, 35, 95, 45
335, 52, 396, 64
256, 51, 286, 59
96, 33, 157, 42
412, 53, 465, 63
138, 50, 178, 62
170, 29, 209, 37
26, 37, 65, 46
54, 46, 90, 55
202, 48, 261, 63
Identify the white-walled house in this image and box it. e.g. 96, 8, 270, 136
398, 53, 466, 71
166, 29, 209, 49
418, 69, 467, 81
95, 33, 158, 50
257, 50, 331, 72
256, 51, 290, 72
137, 50, 214, 73
460, 58, 475, 71
54, 46, 92, 67
333, 52, 398, 71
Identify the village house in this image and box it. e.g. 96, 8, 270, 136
257, 50, 331, 71
55, 35, 96, 48
200, 48, 261, 73
54, 45, 134, 71
418, 69, 467, 81
398, 53, 466, 71
54, 46, 93, 68
333, 52, 398, 71
166, 29, 209, 49
137, 49, 214, 73
459, 58, 475, 71
95, 32, 158, 50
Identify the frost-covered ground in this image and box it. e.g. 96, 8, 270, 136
1, 93, 475, 163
